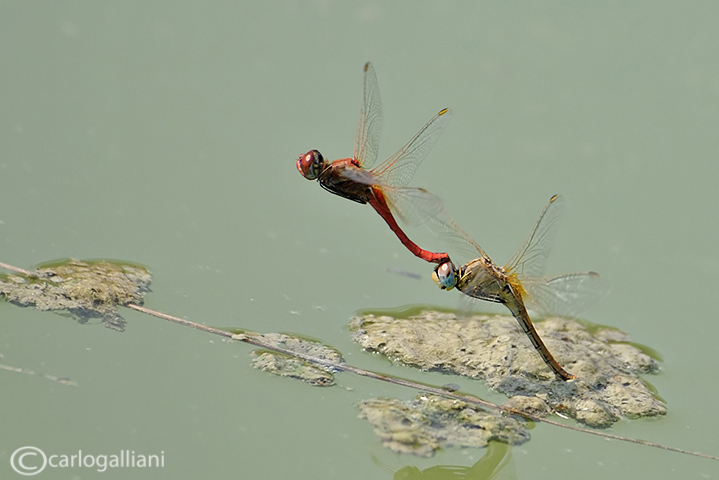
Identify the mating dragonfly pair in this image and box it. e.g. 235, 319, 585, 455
296, 63, 606, 381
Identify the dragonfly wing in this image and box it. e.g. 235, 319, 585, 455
522, 272, 610, 318
371, 108, 452, 188
505, 194, 564, 280
353, 62, 382, 170
381, 186, 444, 226
382, 186, 489, 264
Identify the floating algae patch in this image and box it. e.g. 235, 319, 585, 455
0, 259, 151, 331
243, 332, 343, 386
357, 394, 529, 457
251, 351, 335, 386
350, 311, 666, 428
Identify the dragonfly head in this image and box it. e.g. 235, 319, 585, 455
296, 150, 326, 180
432, 261, 458, 291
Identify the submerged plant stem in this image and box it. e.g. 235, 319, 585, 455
0, 261, 32, 276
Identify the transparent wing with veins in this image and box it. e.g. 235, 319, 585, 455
380, 186, 490, 264
344, 107, 452, 189
353, 62, 382, 170
504, 194, 564, 280
372, 108, 452, 188
521, 272, 609, 319
502, 195, 609, 317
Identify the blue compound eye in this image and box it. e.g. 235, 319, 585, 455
432, 261, 457, 290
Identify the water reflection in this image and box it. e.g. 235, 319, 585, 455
393, 441, 515, 480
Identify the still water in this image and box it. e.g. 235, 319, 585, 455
2, 2, 719, 479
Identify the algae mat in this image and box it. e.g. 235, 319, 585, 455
350, 310, 665, 428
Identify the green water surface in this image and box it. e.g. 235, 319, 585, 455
2, 2, 718, 479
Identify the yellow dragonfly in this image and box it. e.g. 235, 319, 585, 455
431, 194, 608, 381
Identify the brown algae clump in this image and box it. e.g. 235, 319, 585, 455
243, 332, 344, 386
251, 351, 336, 386
350, 310, 666, 428
357, 394, 529, 457
0, 258, 152, 331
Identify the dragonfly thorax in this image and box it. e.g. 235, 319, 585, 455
455, 257, 508, 305
316, 160, 373, 205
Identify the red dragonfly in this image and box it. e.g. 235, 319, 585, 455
430, 194, 609, 381
296, 62, 452, 264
